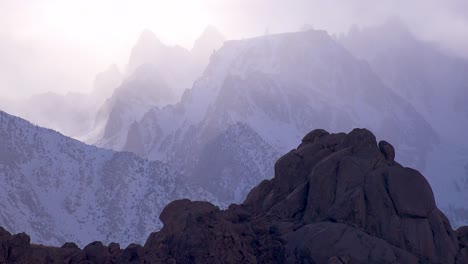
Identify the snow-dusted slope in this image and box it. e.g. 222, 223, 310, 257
0, 110, 215, 247
187, 123, 280, 203
340, 20, 468, 227
120, 30, 437, 206
424, 142, 468, 228
90, 65, 176, 149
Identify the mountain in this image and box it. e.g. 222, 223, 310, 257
89, 27, 226, 149
117, 29, 438, 207
126, 26, 226, 98
0, 26, 225, 142
185, 123, 280, 202
126, 29, 195, 96
340, 20, 468, 139
339, 20, 468, 227
191, 25, 226, 66
90, 64, 124, 105
0, 110, 215, 247
1, 129, 467, 263
88, 64, 176, 149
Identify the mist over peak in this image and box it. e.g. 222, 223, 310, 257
92, 64, 123, 97
191, 25, 226, 66
195, 25, 225, 43
138, 29, 162, 45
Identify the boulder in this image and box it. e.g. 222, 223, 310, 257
379, 140, 395, 161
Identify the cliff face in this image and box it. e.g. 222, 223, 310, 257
1, 129, 467, 264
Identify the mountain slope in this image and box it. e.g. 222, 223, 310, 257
187, 123, 280, 202
90, 65, 176, 149
119, 30, 438, 206
340, 20, 468, 140
1, 129, 467, 263
0, 110, 215, 247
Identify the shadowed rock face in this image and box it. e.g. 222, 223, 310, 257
1, 128, 467, 263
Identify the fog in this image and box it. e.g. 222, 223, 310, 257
0, 0, 467, 99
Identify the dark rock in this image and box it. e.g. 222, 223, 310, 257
0, 128, 466, 264
342, 128, 378, 153
379, 140, 395, 161
243, 179, 273, 212
119, 243, 144, 263
108, 242, 121, 255
61, 242, 80, 249
457, 226, 468, 247
301, 129, 330, 143
7, 233, 32, 262
284, 222, 417, 264
386, 167, 436, 218
0, 226, 11, 238
328, 256, 350, 264
83, 241, 111, 263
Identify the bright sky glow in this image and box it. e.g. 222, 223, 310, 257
0, 0, 467, 98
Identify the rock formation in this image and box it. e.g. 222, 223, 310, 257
1, 128, 467, 263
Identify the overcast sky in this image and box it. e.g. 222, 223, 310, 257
1, 0, 467, 99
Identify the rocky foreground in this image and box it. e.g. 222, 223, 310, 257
1, 128, 467, 263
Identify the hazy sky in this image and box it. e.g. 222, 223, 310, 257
1, 0, 467, 99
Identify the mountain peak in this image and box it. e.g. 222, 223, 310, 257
191, 25, 225, 55
127, 29, 166, 75
137, 29, 162, 47
91, 64, 123, 101
200, 25, 224, 39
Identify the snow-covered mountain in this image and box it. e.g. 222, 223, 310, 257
340, 20, 468, 227
126, 29, 195, 96
185, 123, 280, 202
127, 26, 225, 95
0, 27, 225, 142
88, 26, 226, 149
0, 110, 215, 247
89, 64, 124, 106
191, 26, 226, 68
340, 20, 468, 141
89, 64, 176, 149
117, 29, 438, 207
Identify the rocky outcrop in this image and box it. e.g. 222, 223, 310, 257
1, 128, 466, 263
